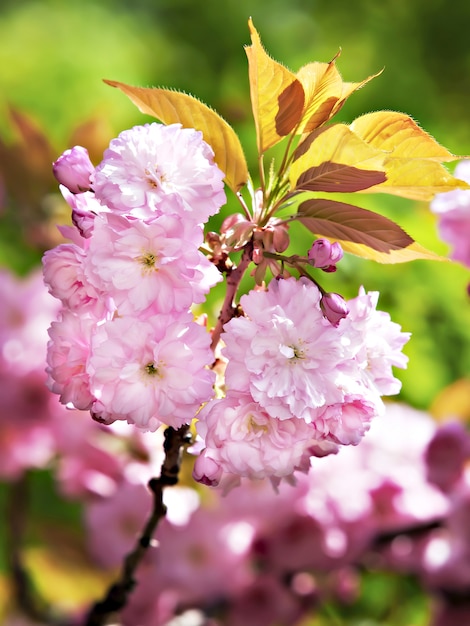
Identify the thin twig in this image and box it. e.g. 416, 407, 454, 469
210, 245, 252, 351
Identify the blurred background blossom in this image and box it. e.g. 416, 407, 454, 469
1, 1, 470, 624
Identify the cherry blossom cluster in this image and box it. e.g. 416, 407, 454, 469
44, 123, 225, 432
194, 277, 410, 488
44, 121, 411, 488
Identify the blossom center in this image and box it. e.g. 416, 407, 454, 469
136, 250, 159, 274
279, 341, 306, 362
247, 413, 268, 434
145, 165, 166, 189
143, 361, 162, 378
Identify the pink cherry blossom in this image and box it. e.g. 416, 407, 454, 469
339, 287, 410, 396
46, 309, 96, 410
194, 391, 315, 485
313, 381, 384, 446
88, 312, 215, 431
60, 186, 109, 239
93, 123, 226, 223
53, 145, 94, 194
85, 212, 221, 316
42, 243, 104, 313
430, 160, 470, 268
223, 277, 350, 423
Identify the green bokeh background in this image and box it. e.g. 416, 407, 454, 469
1, 0, 470, 623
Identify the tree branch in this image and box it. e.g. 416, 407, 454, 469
84, 424, 192, 626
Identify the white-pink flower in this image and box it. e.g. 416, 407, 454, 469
223, 277, 349, 423
88, 312, 215, 431
46, 309, 96, 410
339, 287, 410, 396
430, 160, 470, 268
60, 186, 109, 239
194, 391, 314, 485
85, 212, 221, 315
93, 123, 226, 223
43, 243, 104, 313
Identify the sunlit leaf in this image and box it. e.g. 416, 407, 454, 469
296, 197, 445, 262
350, 111, 458, 161
362, 157, 470, 201
245, 18, 305, 153
104, 79, 248, 193
290, 124, 387, 192
295, 59, 343, 133
295, 57, 381, 133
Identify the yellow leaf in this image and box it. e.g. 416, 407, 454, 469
350, 111, 458, 161
104, 79, 248, 193
295, 60, 343, 133
338, 239, 447, 263
361, 157, 470, 201
245, 19, 305, 153
295, 57, 381, 133
290, 124, 387, 192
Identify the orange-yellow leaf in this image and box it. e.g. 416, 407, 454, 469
361, 157, 470, 201
350, 111, 457, 161
290, 124, 387, 192
245, 19, 305, 153
338, 239, 446, 263
296, 197, 445, 263
295, 58, 381, 133
330, 68, 384, 119
295, 60, 343, 133
104, 79, 248, 193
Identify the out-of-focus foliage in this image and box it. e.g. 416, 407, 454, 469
1, 1, 470, 624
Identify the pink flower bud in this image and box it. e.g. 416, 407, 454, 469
193, 451, 223, 486
53, 146, 94, 193
320, 292, 349, 326
272, 223, 290, 253
308, 239, 343, 271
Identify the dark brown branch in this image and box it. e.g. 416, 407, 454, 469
84, 424, 191, 626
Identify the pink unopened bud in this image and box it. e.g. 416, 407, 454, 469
53, 146, 94, 193
308, 239, 343, 271
272, 223, 290, 253
321, 292, 349, 326
221, 214, 254, 249
193, 452, 222, 487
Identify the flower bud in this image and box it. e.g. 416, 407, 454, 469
308, 239, 343, 271
321, 292, 349, 326
53, 146, 94, 193
193, 452, 223, 487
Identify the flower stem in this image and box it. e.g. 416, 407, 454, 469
210, 245, 252, 352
